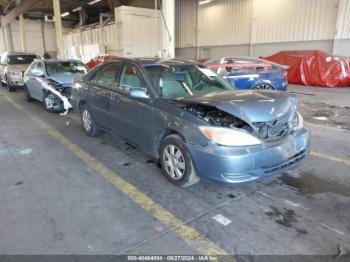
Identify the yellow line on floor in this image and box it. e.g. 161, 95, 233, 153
311, 151, 350, 167
4, 95, 230, 257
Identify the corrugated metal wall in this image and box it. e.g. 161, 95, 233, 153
63, 6, 162, 60
175, 0, 196, 47
198, 0, 252, 46
336, 0, 350, 39
63, 24, 118, 57
8, 19, 56, 55
175, 0, 350, 48
253, 0, 338, 43
0, 19, 56, 55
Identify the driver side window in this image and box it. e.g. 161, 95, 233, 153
118, 64, 145, 93
90, 62, 120, 88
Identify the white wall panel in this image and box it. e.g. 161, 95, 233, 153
115, 6, 161, 57
5, 19, 56, 56
62, 23, 117, 60
175, 0, 348, 48
175, 0, 196, 48
63, 6, 161, 60
11, 19, 45, 55
336, 0, 350, 39
253, 0, 338, 44
198, 0, 252, 46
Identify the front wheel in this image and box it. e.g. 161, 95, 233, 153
80, 104, 101, 137
160, 134, 199, 187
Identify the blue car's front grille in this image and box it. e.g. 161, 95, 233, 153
263, 149, 307, 174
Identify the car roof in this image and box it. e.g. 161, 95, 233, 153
35, 59, 83, 63
107, 57, 201, 67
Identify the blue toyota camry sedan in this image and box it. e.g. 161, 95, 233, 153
206, 57, 288, 91
71, 58, 309, 187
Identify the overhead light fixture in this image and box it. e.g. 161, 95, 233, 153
88, 0, 102, 5
72, 6, 82, 12
199, 0, 214, 5
61, 12, 70, 17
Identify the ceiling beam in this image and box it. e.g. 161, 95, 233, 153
1, 0, 41, 28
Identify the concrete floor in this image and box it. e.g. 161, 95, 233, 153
0, 84, 349, 257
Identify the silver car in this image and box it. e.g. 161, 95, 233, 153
0, 52, 38, 92
24, 59, 87, 112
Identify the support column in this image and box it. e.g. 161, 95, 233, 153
53, 0, 63, 58
19, 14, 26, 52
195, 0, 199, 60
332, 0, 343, 55
161, 0, 175, 58
249, 0, 256, 57
3, 25, 13, 52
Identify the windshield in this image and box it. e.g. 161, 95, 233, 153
45, 61, 87, 75
8, 55, 37, 65
145, 64, 233, 98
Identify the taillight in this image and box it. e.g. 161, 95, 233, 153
283, 71, 288, 77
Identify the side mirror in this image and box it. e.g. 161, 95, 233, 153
130, 89, 150, 99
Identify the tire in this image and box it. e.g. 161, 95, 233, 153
24, 85, 33, 102
5, 76, 16, 92
159, 134, 200, 187
80, 104, 101, 137
253, 83, 275, 90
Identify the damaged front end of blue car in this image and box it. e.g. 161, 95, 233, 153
169, 90, 310, 184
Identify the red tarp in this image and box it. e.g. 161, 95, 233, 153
86, 55, 119, 69
264, 50, 350, 87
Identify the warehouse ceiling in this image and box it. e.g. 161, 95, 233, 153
0, 0, 158, 27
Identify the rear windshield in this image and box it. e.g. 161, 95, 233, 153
45, 61, 88, 75
8, 55, 37, 65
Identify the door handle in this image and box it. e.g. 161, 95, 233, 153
111, 95, 119, 103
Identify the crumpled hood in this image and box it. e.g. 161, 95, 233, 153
7, 64, 30, 72
48, 73, 84, 87
173, 90, 297, 123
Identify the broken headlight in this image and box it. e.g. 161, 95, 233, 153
199, 126, 262, 147
290, 112, 304, 130
47, 79, 63, 92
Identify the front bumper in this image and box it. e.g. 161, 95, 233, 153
187, 128, 310, 183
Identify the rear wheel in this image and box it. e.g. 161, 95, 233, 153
160, 134, 199, 187
80, 104, 101, 137
253, 83, 275, 90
